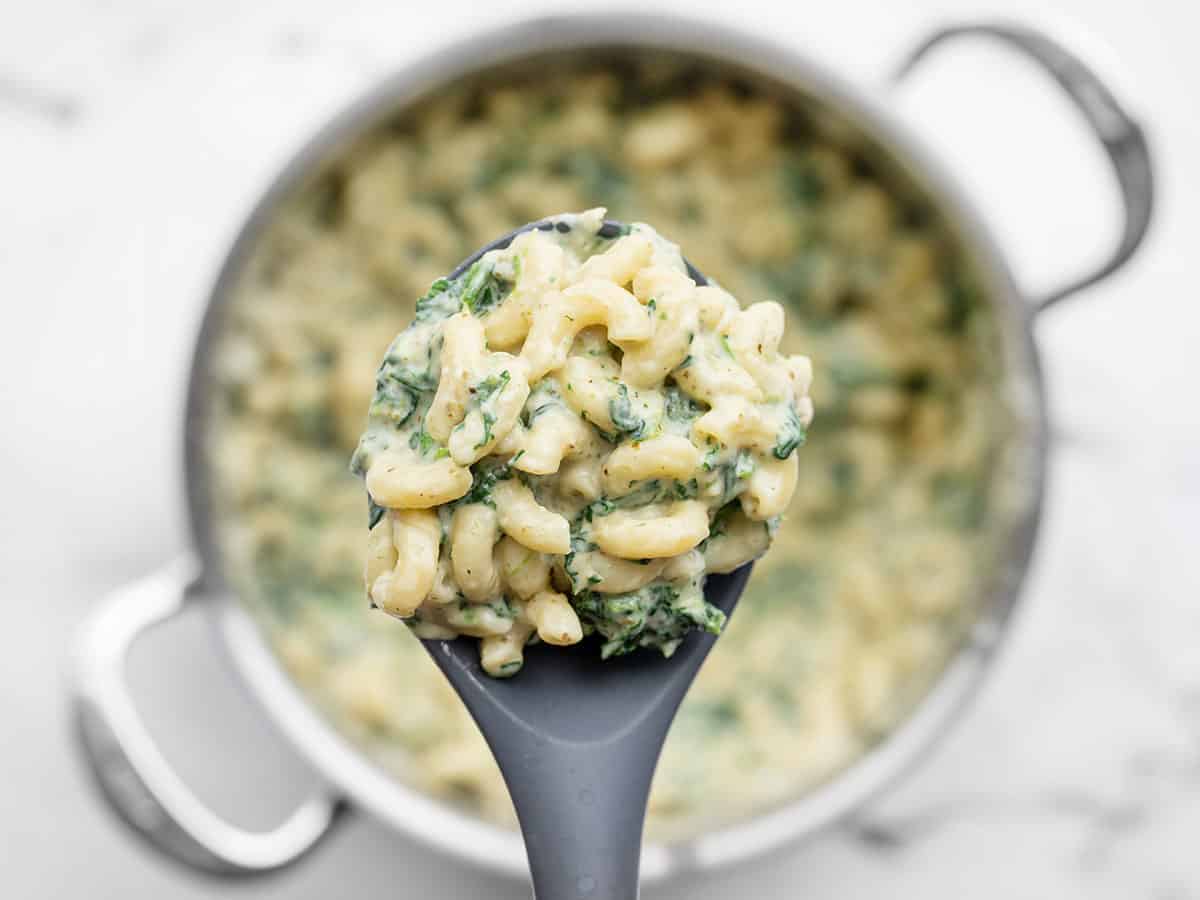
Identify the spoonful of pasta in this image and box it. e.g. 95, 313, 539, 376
349, 210, 813, 899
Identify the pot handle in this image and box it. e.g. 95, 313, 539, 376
893, 22, 1155, 311
71, 556, 346, 876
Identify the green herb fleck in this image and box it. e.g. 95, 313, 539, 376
461, 259, 512, 317
455, 461, 515, 508
665, 385, 704, 423
772, 406, 807, 459
413, 278, 458, 323
735, 452, 756, 480
408, 427, 446, 459
608, 383, 646, 440
469, 370, 512, 449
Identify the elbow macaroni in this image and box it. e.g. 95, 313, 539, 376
351, 209, 812, 675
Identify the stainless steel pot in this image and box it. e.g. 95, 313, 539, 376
71, 14, 1154, 883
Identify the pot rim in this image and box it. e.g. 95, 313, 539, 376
185, 11, 1047, 881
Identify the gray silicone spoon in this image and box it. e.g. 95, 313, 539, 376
421, 218, 753, 899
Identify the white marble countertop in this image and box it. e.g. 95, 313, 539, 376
4, 0, 1198, 897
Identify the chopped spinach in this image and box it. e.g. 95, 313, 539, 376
367, 497, 387, 529
461, 258, 512, 317
577, 496, 615, 523
522, 401, 557, 428
734, 451, 756, 481
702, 502, 740, 544
469, 369, 511, 448
453, 460, 514, 508
413, 277, 458, 323
719, 450, 756, 503
673, 477, 700, 501
408, 427, 449, 460
664, 384, 704, 423
497, 659, 523, 677
573, 582, 726, 659
368, 376, 418, 431
608, 383, 646, 440
474, 370, 510, 405
412, 259, 514, 324
578, 477, 699, 521
390, 362, 438, 394
772, 406, 807, 459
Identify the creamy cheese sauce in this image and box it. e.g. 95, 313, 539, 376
206, 58, 1012, 836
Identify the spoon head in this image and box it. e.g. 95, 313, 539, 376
424, 215, 747, 742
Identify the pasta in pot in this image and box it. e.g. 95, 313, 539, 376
206, 57, 1013, 837
350, 210, 813, 675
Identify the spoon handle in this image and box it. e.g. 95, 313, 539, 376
433, 567, 753, 897
489, 724, 668, 899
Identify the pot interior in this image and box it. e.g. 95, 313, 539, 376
192, 41, 1039, 848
